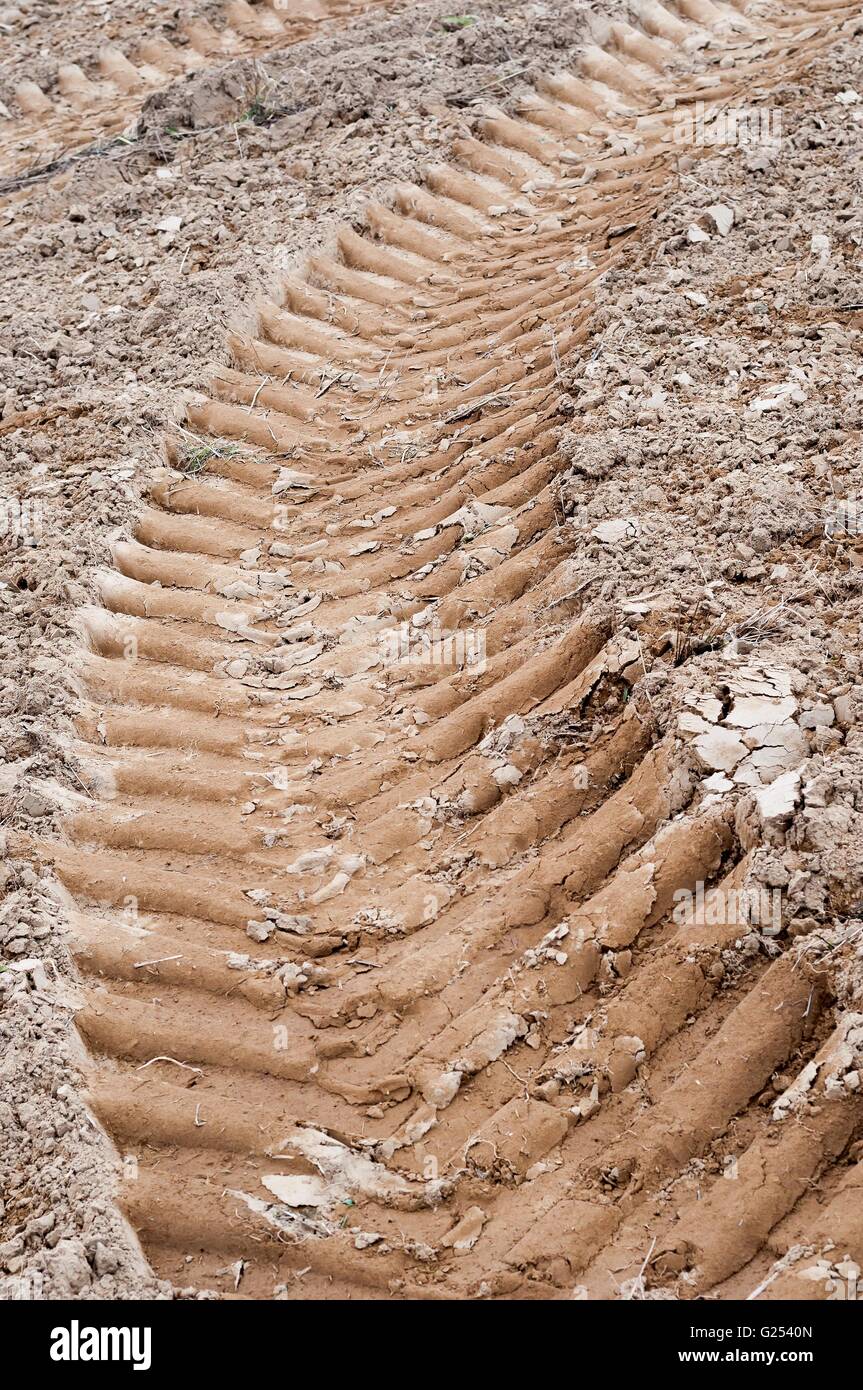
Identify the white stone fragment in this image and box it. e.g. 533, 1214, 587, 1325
706, 203, 734, 236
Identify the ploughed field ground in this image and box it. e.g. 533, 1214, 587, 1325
2, 0, 863, 1302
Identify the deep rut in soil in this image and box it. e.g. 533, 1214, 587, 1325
33, 0, 863, 1299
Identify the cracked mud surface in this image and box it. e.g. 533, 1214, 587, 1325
3, 0, 863, 1303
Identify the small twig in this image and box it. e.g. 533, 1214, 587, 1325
633, 629, 656, 716
628, 1236, 657, 1300
136, 1056, 203, 1075
316, 371, 351, 399
746, 1246, 808, 1301
500, 1057, 530, 1097
248, 376, 270, 412
66, 764, 93, 795
549, 577, 600, 607
549, 327, 565, 386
